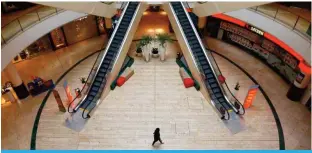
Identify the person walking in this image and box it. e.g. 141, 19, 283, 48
152, 128, 164, 146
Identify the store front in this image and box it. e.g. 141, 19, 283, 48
205, 16, 300, 84
62, 15, 99, 45
12, 34, 53, 63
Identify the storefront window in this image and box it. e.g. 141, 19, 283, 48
12, 34, 53, 63
50, 28, 66, 49
97, 17, 106, 34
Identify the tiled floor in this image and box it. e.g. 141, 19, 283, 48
1, 35, 107, 150
36, 41, 279, 149
1, 9, 310, 150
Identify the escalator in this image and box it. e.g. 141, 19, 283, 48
72, 2, 140, 119
169, 2, 244, 120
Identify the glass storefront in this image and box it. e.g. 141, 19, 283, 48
12, 34, 53, 63
50, 28, 66, 49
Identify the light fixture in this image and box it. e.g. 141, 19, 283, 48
160, 11, 167, 15
143, 11, 148, 15
155, 28, 164, 34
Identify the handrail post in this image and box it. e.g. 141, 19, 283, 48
2, 34, 6, 44
274, 8, 278, 20
293, 16, 300, 30
17, 19, 24, 31
36, 10, 40, 21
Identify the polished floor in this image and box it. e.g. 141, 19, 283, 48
1, 10, 311, 150
35, 40, 280, 149
1, 35, 107, 149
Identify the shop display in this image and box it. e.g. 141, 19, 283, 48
63, 15, 98, 45
218, 20, 299, 83
50, 28, 66, 49
97, 17, 106, 34
27, 77, 55, 96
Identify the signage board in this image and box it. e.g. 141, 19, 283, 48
243, 85, 259, 109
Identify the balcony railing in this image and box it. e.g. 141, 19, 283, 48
1, 6, 64, 46
249, 3, 311, 40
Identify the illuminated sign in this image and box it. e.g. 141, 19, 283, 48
249, 25, 264, 36
63, 80, 74, 106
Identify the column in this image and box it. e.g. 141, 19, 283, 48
287, 70, 311, 101
104, 18, 113, 38
198, 17, 207, 35
3, 62, 29, 99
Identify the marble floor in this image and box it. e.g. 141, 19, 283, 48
35, 41, 279, 149
1, 9, 310, 150
1, 35, 108, 149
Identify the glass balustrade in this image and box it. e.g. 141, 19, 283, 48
250, 3, 311, 40
1, 6, 64, 46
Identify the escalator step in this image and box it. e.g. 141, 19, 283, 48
101, 64, 109, 69
91, 86, 99, 92
90, 91, 97, 96
212, 88, 220, 93
202, 65, 209, 70
95, 77, 103, 82
204, 69, 212, 74
98, 72, 105, 77
208, 79, 216, 83
99, 68, 107, 73
218, 97, 225, 102
94, 82, 101, 87
210, 83, 218, 88
207, 74, 214, 79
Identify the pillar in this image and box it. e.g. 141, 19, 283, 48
198, 17, 207, 35
104, 18, 113, 38
217, 29, 224, 40
3, 62, 29, 99
287, 70, 311, 101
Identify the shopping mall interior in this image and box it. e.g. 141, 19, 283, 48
1, 1, 311, 150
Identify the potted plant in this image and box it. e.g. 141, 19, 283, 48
139, 35, 153, 62
156, 33, 173, 61
135, 41, 143, 57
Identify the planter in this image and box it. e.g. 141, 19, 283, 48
136, 47, 143, 57
159, 45, 165, 61
143, 45, 150, 62
152, 48, 159, 58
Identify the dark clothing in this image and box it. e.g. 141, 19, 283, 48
152, 130, 163, 145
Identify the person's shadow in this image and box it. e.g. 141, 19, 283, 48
152, 143, 162, 150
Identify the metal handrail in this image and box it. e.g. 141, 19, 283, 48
205, 47, 245, 115
249, 5, 311, 40
1, 6, 65, 46
81, 2, 139, 119
180, 2, 238, 113
73, 2, 130, 113
67, 48, 105, 113
169, 2, 229, 120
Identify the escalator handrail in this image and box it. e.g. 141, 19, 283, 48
169, 2, 228, 120
177, 2, 238, 113
168, 3, 201, 78
67, 49, 104, 113
111, 2, 141, 73
73, 2, 130, 112
82, 2, 141, 119
205, 47, 245, 115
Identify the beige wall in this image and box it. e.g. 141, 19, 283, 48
35, 2, 116, 18
63, 15, 98, 45
193, 2, 269, 17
